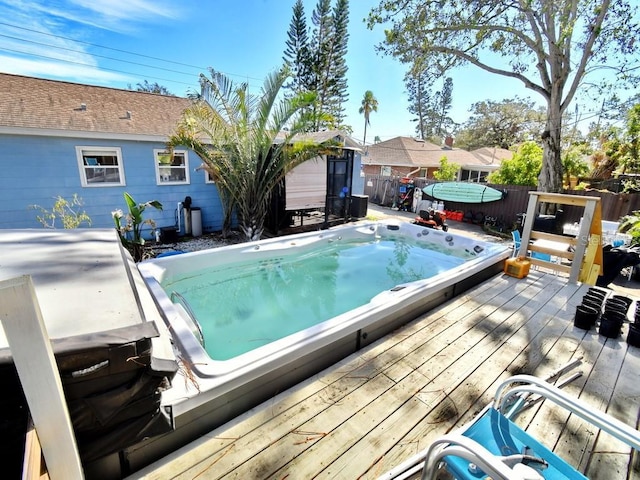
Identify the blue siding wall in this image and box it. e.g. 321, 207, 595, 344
0, 135, 224, 236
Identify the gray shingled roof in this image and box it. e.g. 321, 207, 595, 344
362, 136, 511, 168
0, 72, 192, 137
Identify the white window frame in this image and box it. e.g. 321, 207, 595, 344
76, 146, 125, 187
154, 149, 190, 185
205, 169, 215, 184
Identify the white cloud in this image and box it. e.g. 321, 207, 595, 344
70, 0, 180, 23
0, 0, 187, 87
0, 55, 129, 84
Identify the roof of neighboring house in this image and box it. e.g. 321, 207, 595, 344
275, 130, 362, 151
470, 146, 514, 165
0, 72, 192, 138
362, 136, 512, 169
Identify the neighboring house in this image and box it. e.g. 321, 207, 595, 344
362, 136, 512, 182
0, 73, 363, 235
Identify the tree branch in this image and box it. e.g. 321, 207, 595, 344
427, 46, 549, 99
561, 0, 611, 113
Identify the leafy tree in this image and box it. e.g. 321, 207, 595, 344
456, 97, 546, 150
130, 80, 173, 96
169, 68, 332, 241
359, 90, 378, 146
618, 104, 640, 175
433, 156, 459, 181
562, 145, 591, 187
619, 210, 640, 246
283, 0, 310, 96
589, 105, 640, 184
488, 141, 543, 186
368, 0, 640, 193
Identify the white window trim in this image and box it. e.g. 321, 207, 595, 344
154, 149, 190, 185
76, 146, 125, 187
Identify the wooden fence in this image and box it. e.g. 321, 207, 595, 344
363, 175, 640, 230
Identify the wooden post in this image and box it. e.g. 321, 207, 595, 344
0, 275, 83, 479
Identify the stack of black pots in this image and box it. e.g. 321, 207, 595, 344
628, 303, 640, 347
600, 295, 632, 338
574, 288, 607, 330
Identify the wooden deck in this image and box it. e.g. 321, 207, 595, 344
134, 270, 640, 479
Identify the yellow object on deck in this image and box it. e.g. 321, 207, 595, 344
504, 256, 531, 279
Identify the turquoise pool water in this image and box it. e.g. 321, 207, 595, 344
161, 236, 470, 361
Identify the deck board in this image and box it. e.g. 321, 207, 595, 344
133, 271, 640, 479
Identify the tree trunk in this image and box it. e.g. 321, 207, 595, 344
363, 119, 368, 147
538, 99, 564, 214
239, 205, 265, 242
539, 102, 563, 194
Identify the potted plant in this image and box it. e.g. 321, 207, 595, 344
112, 192, 162, 262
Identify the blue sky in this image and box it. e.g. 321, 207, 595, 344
0, 0, 612, 143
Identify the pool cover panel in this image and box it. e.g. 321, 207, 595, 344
0, 321, 177, 473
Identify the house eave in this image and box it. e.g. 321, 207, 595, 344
0, 126, 169, 143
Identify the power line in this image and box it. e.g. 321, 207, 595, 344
0, 20, 264, 83
0, 32, 196, 78
0, 45, 197, 88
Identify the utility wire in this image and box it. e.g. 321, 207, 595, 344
0, 45, 197, 88
0, 20, 264, 82
0, 32, 196, 78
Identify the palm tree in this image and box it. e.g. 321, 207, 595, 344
168, 67, 331, 241
358, 90, 378, 147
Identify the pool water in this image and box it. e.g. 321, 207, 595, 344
162, 236, 470, 361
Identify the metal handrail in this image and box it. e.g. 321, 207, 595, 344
170, 291, 205, 348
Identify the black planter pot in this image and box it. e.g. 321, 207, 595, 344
582, 295, 603, 310
628, 324, 640, 347
574, 304, 599, 330
612, 295, 633, 311
599, 312, 625, 338
605, 298, 629, 315
582, 299, 602, 313
587, 288, 608, 300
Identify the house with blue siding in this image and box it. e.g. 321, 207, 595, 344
0, 73, 364, 236
0, 72, 225, 235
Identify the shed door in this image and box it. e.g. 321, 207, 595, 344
285, 157, 327, 211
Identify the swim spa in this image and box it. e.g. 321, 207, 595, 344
139, 221, 509, 380
130, 220, 509, 470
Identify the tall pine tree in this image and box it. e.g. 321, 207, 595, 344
283, 0, 350, 131
405, 63, 454, 141
282, 0, 309, 96
434, 77, 454, 137
326, 0, 349, 126
405, 63, 432, 139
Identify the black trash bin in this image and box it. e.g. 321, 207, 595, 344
350, 195, 368, 218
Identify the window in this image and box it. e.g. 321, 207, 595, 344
76, 147, 125, 186
155, 150, 189, 185
460, 169, 490, 183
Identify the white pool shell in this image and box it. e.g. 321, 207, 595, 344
130, 220, 510, 471
139, 220, 509, 379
